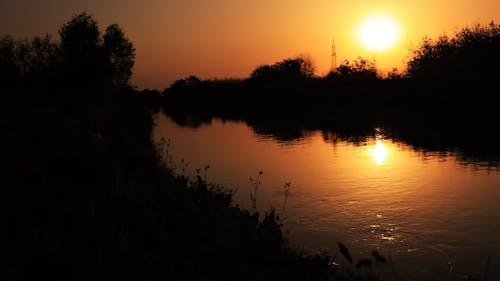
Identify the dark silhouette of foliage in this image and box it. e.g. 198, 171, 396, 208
0, 35, 20, 86
407, 21, 500, 83
328, 57, 378, 81
249, 55, 315, 84
103, 24, 136, 86
338, 242, 353, 264
4, 12, 343, 281
168, 75, 202, 93
57, 12, 137, 88
1, 12, 136, 90
386, 68, 403, 80
27, 35, 59, 79
59, 12, 109, 86
0, 34, 58, 88
59, 13, 101, 53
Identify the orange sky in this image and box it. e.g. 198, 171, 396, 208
1, 0, 499, 89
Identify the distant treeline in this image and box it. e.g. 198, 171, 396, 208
165, 21, 499, 90
164, 21, 499, 103
163, 22, 500, 165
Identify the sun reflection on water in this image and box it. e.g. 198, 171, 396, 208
372, 139, 387, 165
157, 116, 500, 280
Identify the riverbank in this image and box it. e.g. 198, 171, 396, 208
7, 86, 380, 280
163, 77, 500, 166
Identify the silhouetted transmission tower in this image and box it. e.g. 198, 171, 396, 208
331, 39, 337, 72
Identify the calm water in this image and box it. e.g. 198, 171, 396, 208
154, 113, 500, 281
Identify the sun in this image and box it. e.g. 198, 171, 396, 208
356, 14, 401, 52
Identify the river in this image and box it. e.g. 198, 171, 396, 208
154, 113, 500, 281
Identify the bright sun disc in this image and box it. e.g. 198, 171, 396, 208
357, 15, 400, 51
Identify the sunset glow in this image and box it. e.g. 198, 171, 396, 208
1, 1, 499, 88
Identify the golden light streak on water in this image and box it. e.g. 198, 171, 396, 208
372, 139, 388, 166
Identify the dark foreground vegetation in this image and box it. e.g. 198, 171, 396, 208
2, 12, 387, 281
164, 22, 500, 166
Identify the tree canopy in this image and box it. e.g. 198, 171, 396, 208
103, 24, 136, 86
407, 22, 500, 81
249, 55, 315, 84
58, 12, 136, 87
333, 57, 378, 81
0, 12, 136, 89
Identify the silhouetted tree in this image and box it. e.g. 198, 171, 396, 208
330, 57, 378, 81
249, 55, 315, 84
250, 65, 273, 81
0, 34, 58, 87
103, 24, 136, 86
387, 68, 403, 80
26, 35, 59, 83
2, 12, 138, 90
167, 75, 201, 92
59, 12, 100, 59
59, 12, 109, 86
0, 35, 19, 86
407, 22, 500, 82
